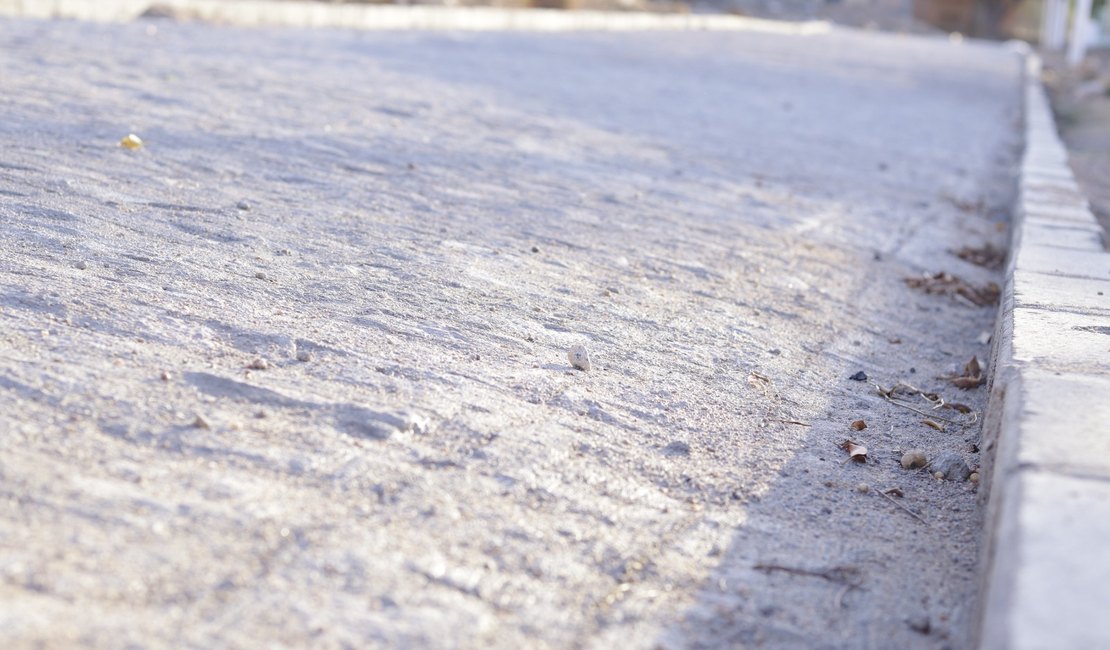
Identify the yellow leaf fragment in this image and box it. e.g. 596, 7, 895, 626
119, 133, 143, 150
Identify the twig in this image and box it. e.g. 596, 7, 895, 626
772, 419, 810, 426
753, 563, 861, 585
883, 396, 963, 424
834, 582, 859, 609
874, 486, 929, 526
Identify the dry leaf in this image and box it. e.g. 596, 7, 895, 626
950, 356, 984, 390
851, 420, 867, 431
839, 439, 868, 463
922, 419, 944, 431
883, 487, 904, 498
953, 244, 1005, 270
944, 402, 972, 414
905, 272, 1000, 307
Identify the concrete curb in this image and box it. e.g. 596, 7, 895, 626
0, 0, 829, 33
977, 51, 1110, 650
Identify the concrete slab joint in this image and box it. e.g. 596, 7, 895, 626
977, 51, 1110, 650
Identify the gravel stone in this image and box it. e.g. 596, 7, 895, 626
901, 450, 928, 470
567, 344, 591, 371
931, 452, 972, 481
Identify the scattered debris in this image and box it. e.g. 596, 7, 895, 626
906, 614, 932, 635
950, 356, 984, 390
248, 357, 271, 370
882, 487, 904, 498
119, 133, 143, 150
941, 193, 984, 213
875, 485, 929, 525
849, 371, 868, 381
922, 419, 944, 431
943, 402, 972, 414
193, 415, 210, 429
874, 381, 973, 424
753, 563, 862, 587
931, 452, 972, 481
954, 243, 1005, 270
567, 344, 591, 371
851, 420, 867, 431
839, 439, 868, 463
901, 450, 928, 469
905, 272, 1000, 307
662, 441, 691, 457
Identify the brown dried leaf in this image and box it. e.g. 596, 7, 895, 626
922, 419, 944, 431
954, 244, 1006, 270
952, 377, 984, 389
839, 439, 868, 463
851, 420, 867, 431
951, 356, 984, 390
883, 487, 904, 498
904, 272, 1000, 307
944, 402, 973, 414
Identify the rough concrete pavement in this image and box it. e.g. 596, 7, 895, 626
0, 15, 1023, 649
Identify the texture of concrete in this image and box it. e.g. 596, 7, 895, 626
0, 11, 1024, 649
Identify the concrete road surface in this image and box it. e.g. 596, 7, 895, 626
0, 15, 1021, 649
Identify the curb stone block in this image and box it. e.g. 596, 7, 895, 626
1020, 223, 1105, 251
1013, 269, 1110, 313
1010, 308, 1110, 370
1012, 243, 1110, 277
1012, 369, 1110, 470
978, 51, 1110, 649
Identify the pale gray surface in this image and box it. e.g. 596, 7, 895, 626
977, 58, 1110, 650
0, 17, 1021, 649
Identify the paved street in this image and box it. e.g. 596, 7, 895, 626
0, 16, 1022, 648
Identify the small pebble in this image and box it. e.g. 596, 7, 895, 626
248, 357, 270, 370
568, 344, 591, 371
662, 441, 691, 457
296, 350, 312, 363
931, 451, 972, 481
75, 260, 88, 270
906, 614, 931, 635
237, 200, 251, 211
531, 246, 540, 253
193, 415, 210, 429
255, 271, 268, 280
849, 371, 868, 381
159, 371, 171, 381
969, 472, 980, 484
901, 450, 928, 469
855, 483, 870, 493
934, 471, 945, 480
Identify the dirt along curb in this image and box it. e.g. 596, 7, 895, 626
976, 48, 1110, 650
